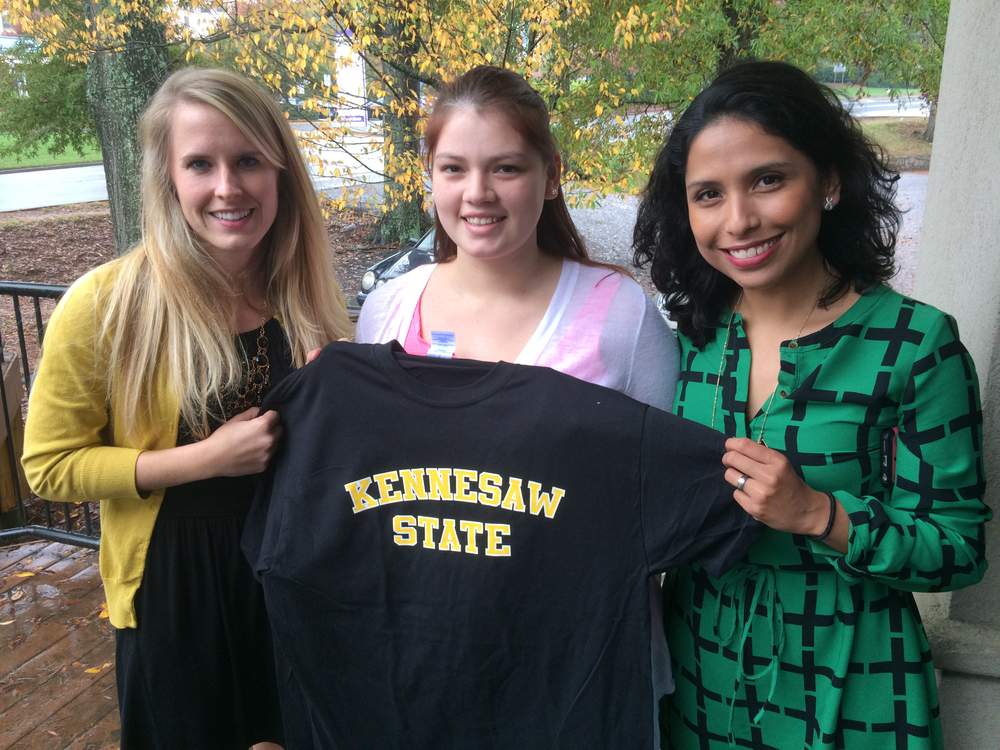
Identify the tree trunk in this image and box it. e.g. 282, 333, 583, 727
717, 0, 760, 73
923, 99, 937, 142
372, 33, 425, 245
86, 3, 169, 254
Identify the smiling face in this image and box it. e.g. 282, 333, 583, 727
168, 101, 280, 273
430, 106, 559, 264
684, 116, 838, 295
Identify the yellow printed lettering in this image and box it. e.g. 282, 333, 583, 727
345, 478, 379, 514
392, 515, 418, 546
528, 482, 565, 519
459, 520, 484, 554
478, 472, 503, 507
416, 516, 440, 549
500, 477, 526, 513
437, 518, 463, 552
373, 471, 402, 505
399, 468, 428, 501
426, 468, 453, 501
484, 522, 512, 557
453, 469, 478, 503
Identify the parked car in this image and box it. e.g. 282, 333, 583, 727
356, 228, 436, 306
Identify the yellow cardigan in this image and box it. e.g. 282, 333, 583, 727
22, 259, 179, 629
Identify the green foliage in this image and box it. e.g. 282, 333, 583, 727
0, 41, 95, 159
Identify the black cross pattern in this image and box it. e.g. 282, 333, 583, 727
666, 288, 988, 748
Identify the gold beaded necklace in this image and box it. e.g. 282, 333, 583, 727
229, 318, 271, 416
709, 294, 819, 444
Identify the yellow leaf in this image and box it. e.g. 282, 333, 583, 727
84, 661, 112, 675
14, 571, 35, 578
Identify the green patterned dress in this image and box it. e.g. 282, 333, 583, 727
665, 285, 989, 749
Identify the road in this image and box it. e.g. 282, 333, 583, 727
841, 96, 929, 118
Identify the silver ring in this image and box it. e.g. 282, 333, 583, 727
736, 474, 749, 492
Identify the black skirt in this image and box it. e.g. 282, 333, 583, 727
115, 488, 284, 749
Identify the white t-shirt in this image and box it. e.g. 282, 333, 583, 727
356, 260, 677, 412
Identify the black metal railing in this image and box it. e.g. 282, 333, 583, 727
0, 281, 359, 552
0, 281, 101, 550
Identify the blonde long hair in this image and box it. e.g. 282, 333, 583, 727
102, 67, 351, 438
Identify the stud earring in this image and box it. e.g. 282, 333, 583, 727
823, 196, 835, 211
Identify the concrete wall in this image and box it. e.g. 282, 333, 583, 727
914, 1, 1000, 747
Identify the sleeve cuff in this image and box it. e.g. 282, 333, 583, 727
79, 446, 146, 501
806, 490, 865, 579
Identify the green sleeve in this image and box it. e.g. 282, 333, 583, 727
810, 312, 990, 592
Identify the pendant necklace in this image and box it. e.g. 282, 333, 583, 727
230, 315, 271, 416
709, 294, 819, 444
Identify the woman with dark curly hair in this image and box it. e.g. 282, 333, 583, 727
634, 60, 989, 748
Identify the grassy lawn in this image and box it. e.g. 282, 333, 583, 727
829, 84, 921, 99
859, 117, 932, 161
0, 134, 102, 170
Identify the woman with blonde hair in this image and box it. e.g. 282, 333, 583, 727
23, 67, 350, 748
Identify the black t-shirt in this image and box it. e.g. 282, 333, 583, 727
244, 342, 758, 749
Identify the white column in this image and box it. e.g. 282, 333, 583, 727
914, 1, 1000, 746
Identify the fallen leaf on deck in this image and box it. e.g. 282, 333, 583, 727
98, 601, 109, 619
13, 571, 35, 578
0, 619, 14, 625
10, 588, 24, 602
84, 661, 112, 674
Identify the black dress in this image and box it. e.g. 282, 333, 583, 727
115, 319, 292, 749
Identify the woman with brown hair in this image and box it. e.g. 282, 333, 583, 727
356, 64, 678, 744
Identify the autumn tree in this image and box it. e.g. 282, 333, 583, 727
180, 0, 695, 239
1, 0, 950, 247
4, 0, 170, 250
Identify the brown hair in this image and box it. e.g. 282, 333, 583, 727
424, 66, 599, 266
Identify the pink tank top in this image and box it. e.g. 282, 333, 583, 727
403, 296, 431, 355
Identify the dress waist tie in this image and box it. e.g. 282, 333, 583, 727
708, 565, 786, 740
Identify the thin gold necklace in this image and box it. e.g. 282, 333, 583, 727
709, 294, 819, 444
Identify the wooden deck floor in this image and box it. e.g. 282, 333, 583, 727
0, 541, 118, 749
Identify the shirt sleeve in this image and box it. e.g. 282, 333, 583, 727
356, 264, 432, 345
809, 312, 990, 592
621, 293, 678, 412
21, 272, 144, 503
354, 285, 386, 343
639, 406, 760, 577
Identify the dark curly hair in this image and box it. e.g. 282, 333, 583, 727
632, 60, 900, 348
